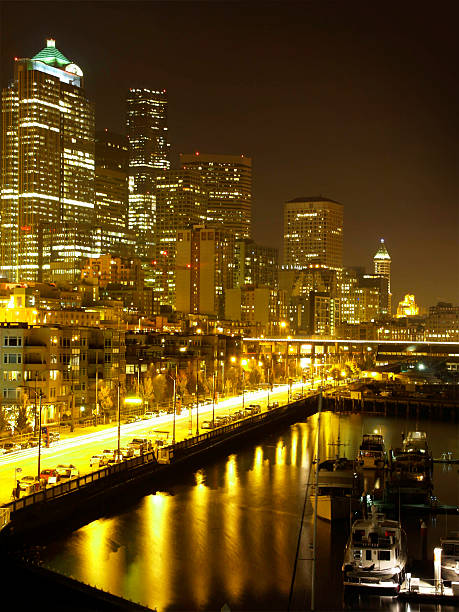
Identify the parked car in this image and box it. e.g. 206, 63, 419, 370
124, 416, 141, 424
1, 442, 21, 454
143, 412, 156, 419
56, 464, 79, 479
40, 469, 60, 484
49, 431, 60, 442
214, 416, 229, 427
201, 420, 214, 429
246, 404, 261, 414
233, 410, 245, 420
90, 454, 108, 468
128, 438, 152, 455
119, 446, 134, 458
18, 475, 40, 492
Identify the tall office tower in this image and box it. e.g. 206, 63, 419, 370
180, 153, 252, 240
0, 39, 95, 282
283, 197, 343, 270
95, 130, 128, 230
126, 88, 170, 258
234, 239, 279, 289
155, 170, 207, 306
176, 225, 236, 317
373, 238, 392, 315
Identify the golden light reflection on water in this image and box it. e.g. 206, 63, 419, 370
140, 492, 172, 610
189, 468, 211, 608
78, 518, 116, 588
223, 453, 245, 601
291, 426, 298, 465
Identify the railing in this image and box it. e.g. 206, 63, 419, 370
2, 396, 312, 515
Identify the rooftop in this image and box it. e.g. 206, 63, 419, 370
286, 196, 342, 205
32, 38, 71, 68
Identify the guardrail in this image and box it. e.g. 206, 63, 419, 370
2, 395, 315, 517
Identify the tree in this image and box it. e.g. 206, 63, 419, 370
98, 382, 114, 420
152, 374, 167, 408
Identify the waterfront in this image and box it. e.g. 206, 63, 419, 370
41, 412, 459, 611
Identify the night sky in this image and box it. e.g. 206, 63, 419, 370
1, 1, 458, 309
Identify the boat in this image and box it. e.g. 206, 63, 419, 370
357, 433, 386, 469
440, 532, 459, 582
311, 457, 362, 521
342, 506, 407, 591
387, 431, 433, 503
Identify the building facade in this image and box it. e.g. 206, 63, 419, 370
283, 197, 343, 270
234, 239, 278, 289
373, 239, 392, 315
175, 225, 236, 317
180, 153, 252, 240
155, 170, 207, 307
126, 88, 170, 258
1, 39, 95, 282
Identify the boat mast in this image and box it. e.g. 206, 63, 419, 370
311, 389, 322, 611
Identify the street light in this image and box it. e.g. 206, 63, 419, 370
164, 365, 177, 445
18, 385, 44, 481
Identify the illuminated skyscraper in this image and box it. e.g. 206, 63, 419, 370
180, 153, 252, 240
155, 170, 207, 306
95, 129, 128, 231
283, 197, 343, 270
373, 238, 392, 315
126, 88, 170, 257
1, 39, 95, 281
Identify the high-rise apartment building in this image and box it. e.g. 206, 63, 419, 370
180, 153, 252, 240
175, 225, 236, 317
1, 39, 95, 282
373, 239, 391, 315
283, 197, 343, 270
155, 170, 207, 306
126, 88, 170, 258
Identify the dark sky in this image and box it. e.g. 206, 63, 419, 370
1, 1, 458, 309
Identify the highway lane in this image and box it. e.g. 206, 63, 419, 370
0, 382, 317, 504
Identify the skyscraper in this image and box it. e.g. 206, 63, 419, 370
1, 39, 95, 282
373, 238, 392, 315
155, 170, 207, 306
126, 88, 170, 258
180, 153, 252, 240
95, 129, 128, 231
175, 225, 236, 317
283, 197, 343, 270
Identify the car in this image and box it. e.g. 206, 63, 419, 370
56, 464, 79, 479
25, 436, 43, 448
233, 410, 245, 420
143, 412, 156, 419
214, 416, 229, 427
246, 404, 261, 414
1, 442, 21, 453
49, 431, 60, 442
128, 438, 152, 455
201, 420, 214, 429
124, 416, 141, 424
271, 401, 279, 408
40, 469, 60, 484
119, 446, 134, 458
18, 475, 40, 492
90, 454, 108, 468
293, 393, 303, 400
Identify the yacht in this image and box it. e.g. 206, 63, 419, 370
342, 507, 407, 591
357, 433, 386, 469
440, 532, 459, 582
311, 457, 362, 521
388, 431, 433, 503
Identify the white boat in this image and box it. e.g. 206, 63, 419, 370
342, 507, 407, 591
357, 434, 386, 469
311, 457, 362, 521
440, 532, 459, 582
388, 430, 433, 503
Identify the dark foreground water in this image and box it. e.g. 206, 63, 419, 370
42, 413, 459, 611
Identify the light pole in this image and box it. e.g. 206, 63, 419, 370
242, 369, 245, 411
195, 357, 200, 436
212, 371, 216, 426
267, 366, 270, 408
18, 385, 44, 481
117, 382, 121, 461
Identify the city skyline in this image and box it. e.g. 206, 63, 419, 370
1, 1, 458, 309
